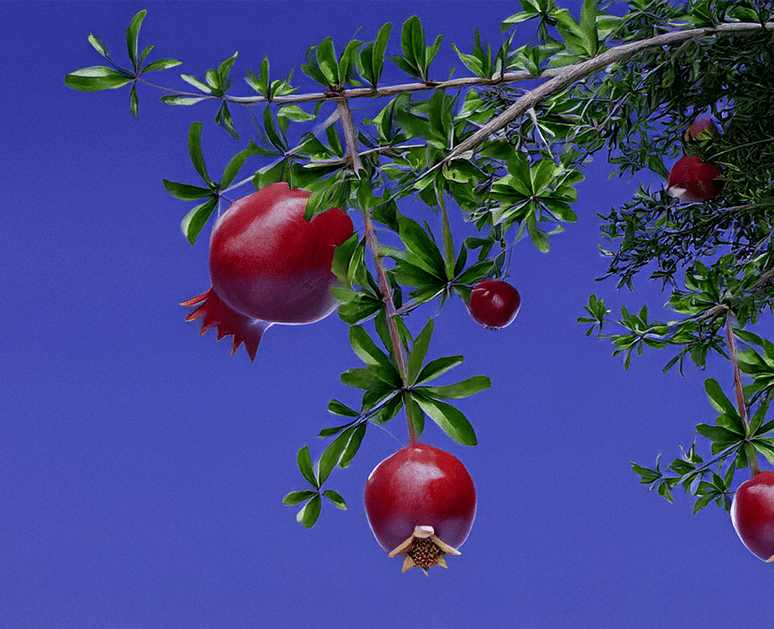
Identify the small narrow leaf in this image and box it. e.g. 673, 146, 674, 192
414, 395, 477, 446
407, 319, 434, 384
297, 446, 319, 489
64, 66, 133, 92
323, 489, 347, 510
282, 490, 317, 506
188, 122, 214, 186
180, 197, 218, 245
298, 494, 322, 528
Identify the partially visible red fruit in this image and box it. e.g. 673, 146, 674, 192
731, 471, 774, 562
364, 443, 476, 574
468, 279, 521, 329
684, 117, 718, 142
182, 182, 354, 359
666, 155, 723, 203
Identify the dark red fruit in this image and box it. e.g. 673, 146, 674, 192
731, 471, 774, 562
182, 182, 353, 359
666, 155, 723, 203
468, 279, 521, 329
364, 443, 476, 574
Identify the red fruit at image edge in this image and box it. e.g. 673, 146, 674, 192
182, 182, 354, 359
364, 443, 476, 575
731, 471, 774, 562
666, 155, 723, 203
468, 279, 521, 329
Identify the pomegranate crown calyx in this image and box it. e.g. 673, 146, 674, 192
387, 525, 461, 576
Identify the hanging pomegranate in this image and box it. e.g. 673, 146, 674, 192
731, 471, 774, 562
364, 443, 476, 575
182, 182, 354, 359
468, 279, 521, 329
666, 155, 723, 203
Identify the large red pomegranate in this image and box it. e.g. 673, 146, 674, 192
666, 155, 723, 203
731, 471, 774, 562
364, 443, 476, 574
182, 182, 353, 359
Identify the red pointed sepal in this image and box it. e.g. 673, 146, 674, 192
181, 288, 271, 361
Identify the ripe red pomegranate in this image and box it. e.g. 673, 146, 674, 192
182, 182, 353, 359
364, 443, 476, 574
468, 279, 521, 329
683, 117, 717, 142
731, 471, 774, 562
666, 155, 723, 203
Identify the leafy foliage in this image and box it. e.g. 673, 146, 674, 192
66, 1, 774, 526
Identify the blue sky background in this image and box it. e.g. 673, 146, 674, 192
2, 2, 773, 628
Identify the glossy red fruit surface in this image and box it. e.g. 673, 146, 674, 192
182, 182, 353, 359
364, 443, 476, 573
731, 471, 774, 562
684, 117, 717, 142
666, 155, 723, 203
468, 279, 521, 329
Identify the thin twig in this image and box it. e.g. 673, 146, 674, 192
335, 96, 418, 445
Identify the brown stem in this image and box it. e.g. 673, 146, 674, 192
434, 22, 774, 170
336, 97, 418, 445
725, 314, 759, 477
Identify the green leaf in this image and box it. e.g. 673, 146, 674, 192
187, 122, 214, 186
419, 375, 491, 399
340, 364, 400, 390
340, 423, 366, 469
221, 141, 261, 188
143, 58, 182, 73
413, 395, 477, 446
88, 33, 110, 59
180, 197, 218, 245
316, 37, 340, 86
349, 326, 395, 372
632, 462, 662, 485
323, 489, 347, 510
162, 180, 213, 201
398, 217, 445, 275
129, 84, 139, 119
318, 427, 354, 484
65, 66, 133, 92
297, 446, 319, 489
282, 490, 317, 506
696, 423, 742, 448
407, 319, 434, 384
415, 355, 464, 385
298, 494, 322, 528
126, 10, 146, 71
180, 74, 214, 94
704, 378, 737, 416
327, 399, 359, 418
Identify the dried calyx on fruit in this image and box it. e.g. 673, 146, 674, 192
182, 182, 353, 359
364, 443, 476, 575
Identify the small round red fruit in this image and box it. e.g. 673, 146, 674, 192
683, 117, 717, 142
182, 182, 353, 359
731, 471, 774, 562
666, 155, 723, 203
468, 279, 521, 329
364, 443, 476, 574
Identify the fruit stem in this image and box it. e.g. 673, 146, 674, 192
336, 97, 418, 445
725, 314, 758, 477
